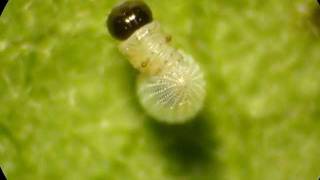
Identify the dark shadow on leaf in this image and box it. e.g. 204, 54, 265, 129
310, 4, 320, 34
146, 112, 221, 178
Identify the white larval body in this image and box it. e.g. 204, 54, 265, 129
119, 22, 206, 123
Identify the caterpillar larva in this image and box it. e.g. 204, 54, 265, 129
107, 0, 206, 123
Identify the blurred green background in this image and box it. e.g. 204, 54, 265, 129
1, 0, 320, 179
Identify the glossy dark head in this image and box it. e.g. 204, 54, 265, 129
107, 1, 153, 41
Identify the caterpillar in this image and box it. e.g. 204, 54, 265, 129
106, 0, 206, 123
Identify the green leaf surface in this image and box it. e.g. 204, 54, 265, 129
1, 0, 320, 179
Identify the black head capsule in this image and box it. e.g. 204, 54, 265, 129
107, 1, 153, 41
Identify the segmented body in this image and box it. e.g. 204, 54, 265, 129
119, 22, 182, 75
119, 22, 206, 123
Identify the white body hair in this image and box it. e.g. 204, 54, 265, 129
119, 22, 206, 123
